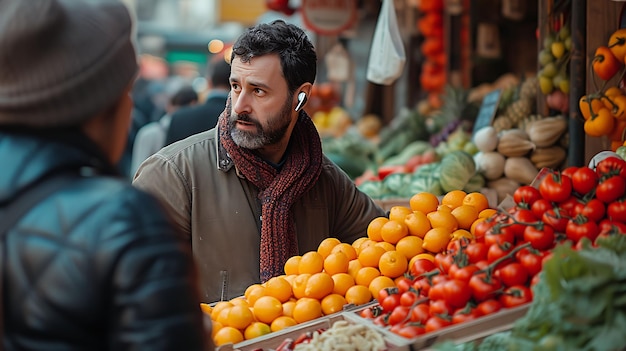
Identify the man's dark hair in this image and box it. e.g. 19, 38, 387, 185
231, 20, 317, 95
209, 58, 231, 88
170, 85, 198, 107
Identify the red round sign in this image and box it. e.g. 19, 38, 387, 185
301, 0, 357, 36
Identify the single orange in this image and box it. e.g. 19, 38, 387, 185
479, 208, 497, 219
246, 285, 267, 307
463, 192, 490, 213
244, 321, 272, 340
404, 211, 431, 238
292, 297, 323, 324
323, 251, 350, 275
344, 285, 373, 306
298, 251, 324, 274
354, 266, 381, 287
427, 209, 459, 232
375, 241, 396, 252
216, 306, 233, 328
331, 272, 355, 296
304, 272, 335, 300
211, 301, 234, 321
409, 192, 440, 214
291, 273, 311, 300
321, 293, 347, 315
284, 255, 301, 275
213, 326, 244, 346
253, 296, 283, 324
395, 235, 424, 261
264, 276, 293, 303
270, 316, 297, 332
368, 275, 396, 300
380, 220, 409, 244
348, 259, 363, 278
358, 245, 386, 268
317, 237, 341, 259
356, 239, 377, 254
451, 204, 479, 230
227, 305, 254, 330
422, 227, 452, 253
441, 190, 467, 209
378, 250, 409, 278
388, 205, 414, 223
282, 300, 296, 318
367, 217, 389, 242
330, 243, 358, 261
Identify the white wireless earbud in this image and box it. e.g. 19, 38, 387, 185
295, 92, 307, 112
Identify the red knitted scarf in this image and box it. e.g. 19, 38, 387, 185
218, 97, 323, 282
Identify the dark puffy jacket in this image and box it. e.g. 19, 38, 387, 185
0, 131, 207, 351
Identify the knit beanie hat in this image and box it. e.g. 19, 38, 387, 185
0, 0, 138, 127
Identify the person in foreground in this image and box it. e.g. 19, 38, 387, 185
0, 0, 209, 349
133, 20, 385, 303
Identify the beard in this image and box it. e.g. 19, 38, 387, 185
229, 97, 293, 149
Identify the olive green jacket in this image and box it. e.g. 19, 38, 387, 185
133, 128, 385, 303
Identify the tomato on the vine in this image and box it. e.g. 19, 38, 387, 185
410, 258, 437, 277
449, 264, 480, 283
595, 156, 626, 179
429, 299, 453, 316
509, 208, 538, 240
395, 276, 413, 294
499, 285, 533, 308
607, 198, 626, 222
472, 217, 496, 242
599, 218, 626, 234
561, 166, 578, 178
400, 290, 419, 307
381, 293, 401, 313
434, 252, 454, 274
539, 171, 573, 203
515, 247, 545, 277
410, 303, 431, 324
424, 315, 452, 333
496, 262, 529, 287
513, 185, 542, 208
451, 307, 480, 324
465, 242, 488, 264
442, 279, 471, 308
565, 214, 600, 243
391, 323, 425, 339
524, 222, 555, 251
487, 242, 514, 266
412, 278, 431, 297
388, 305, 411, 325
596, 176, 626, 203
541, 206, 570, 233
531, 198, 553, 219
475, 299, 502, 316
469, 273, 502, 302
484, 225, 516, 247
575, 198, 606, 222
571, 166, 599, 195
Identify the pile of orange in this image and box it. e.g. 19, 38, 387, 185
204, 190, 495, 347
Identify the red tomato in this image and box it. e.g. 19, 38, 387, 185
541, 206, 570, 233
465, 242, 489, 264
575, 198, 606, 222
388, 305, 411, 325
391, 323, 426, 339
449, 264, 480, 283
410, 303, 431, 324
515, 247, 545, 277
434, 252, 455, 274
412, 278, 431, 298
598, 219, 626, 234
472, 217, 496, 242
559, 196, 583, 214
475, 299, 502, 316
442, 279, 472, 308
513, 185, 542, 207
561, 166, 579, 178
539, 171, 573, 203
531, 198, 553, 219
484, 225, 516, 247
565, 215, 600, 243
429, 299, 454, 316
596, 176, 626, 203
410, 258, 437, 277
595, 156, 626, 178
506, 208, 538, 240
499, 285, 533, 308
424, 315, 452, 333
469, 273, 502, 302
400, 290, 419, 307
381, 293, 401, 313
451, 307, 480, 324
607, 198, 626, 223
524, 223, 555, 251
395, 276, 413, 294
496, 262, 529, 287
487, 242, 514, 266
571, 166, 599, 195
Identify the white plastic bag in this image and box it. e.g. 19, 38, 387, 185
366, 0, 406, 85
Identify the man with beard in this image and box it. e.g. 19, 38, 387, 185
133, 20, 385, 303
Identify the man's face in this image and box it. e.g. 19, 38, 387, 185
228, 54, 295, 149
